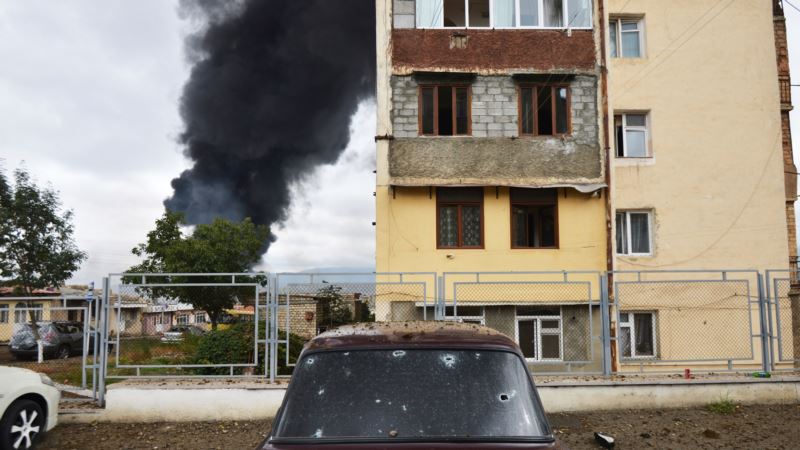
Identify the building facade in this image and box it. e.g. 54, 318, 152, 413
375, 0, 796, 371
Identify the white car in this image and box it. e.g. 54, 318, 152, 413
0, 366, 60, 450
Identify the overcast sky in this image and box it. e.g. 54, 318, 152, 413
1, 1, 800, 285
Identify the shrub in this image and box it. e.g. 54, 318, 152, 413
192, 321, 305, 376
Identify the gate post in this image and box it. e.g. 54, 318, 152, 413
97, 277, 110, 406
599, 273, 612, 376
757, 273, 771, 373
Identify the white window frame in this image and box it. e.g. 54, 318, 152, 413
14, 303, 42, 324
445, 306, 486, 324
609, 17, 644, 58
616, 210, 653, 256
615, 112, 650, 158
194, 313, 206, 324
0, 305, 8, 323
416, 0, 593, 30
176, 314, 189, 325
515, 309, 563, 362
619, 311, 657, 359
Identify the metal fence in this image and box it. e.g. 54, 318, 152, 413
441, 271, 606, 375
88, 269, 799, 403
766, 270, 800, 371
0, 296, 98, 399
610, 271, 765, 374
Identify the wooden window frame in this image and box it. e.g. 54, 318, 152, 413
436, 189, 485, 249
418, 84, 472, 136
517, 84, 572, 137
510, 189, 560, 249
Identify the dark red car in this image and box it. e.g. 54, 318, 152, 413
258, 321, 562, 449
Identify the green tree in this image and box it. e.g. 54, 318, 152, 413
0, 166, 87, 326
126, 211, 270, 329
315, 284, 352, 331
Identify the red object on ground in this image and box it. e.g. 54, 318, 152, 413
684, 368, 691, 379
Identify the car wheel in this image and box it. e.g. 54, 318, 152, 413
56, 345, 70, 360
0, 399, 44, 450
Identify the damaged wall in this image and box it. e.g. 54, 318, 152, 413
389, 74, 601, 186
392, 29, 596, 74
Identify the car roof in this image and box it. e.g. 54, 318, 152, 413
304, 321, 520, 354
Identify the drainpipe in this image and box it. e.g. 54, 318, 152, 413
597, 0, 617, 373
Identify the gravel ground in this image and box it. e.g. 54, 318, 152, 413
551, 403, 800, 449
37, 404, 800, 450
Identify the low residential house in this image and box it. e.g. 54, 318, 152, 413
142, 303, 209, 335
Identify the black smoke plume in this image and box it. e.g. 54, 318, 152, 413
166, 0, 376, 250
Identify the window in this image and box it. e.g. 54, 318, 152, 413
616, 210, 652, 255
176, 314, 189, 325
609, 17, 643, 58
517, 308, 562, 361
195, 313, 206, 323
0, 305, 7, 323
519, 85, 570, 136
419, 85, 470, 136
416, 0, 592, 29
619, 312, 656, 358
511, 188, 558, 248
14, 302, 42, 324
614, 113, 649, 157
437, 187, 483, 248
444, 306, 485, 324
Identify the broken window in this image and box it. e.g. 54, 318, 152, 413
511, 188, 557, 248
517, 308, 562, 361
615, 210, 652, 255
437, 187, 483, 248
519, 85, 570, 136
609, 18, 643, 58
415, 0, 592, 28
419, 85, 470, 136
619, 312, 656, 358
614, 113, 649, 157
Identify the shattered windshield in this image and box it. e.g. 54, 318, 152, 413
272, 349, 548, 441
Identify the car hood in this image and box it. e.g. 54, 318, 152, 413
0, 365, 39, 380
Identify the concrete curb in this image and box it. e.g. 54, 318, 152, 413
58, 379, 800, 423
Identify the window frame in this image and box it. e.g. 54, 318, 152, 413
518, 84, 572, 137
444, 306, 486, 325
194, 313, 206, 324
417, 84, 472, 137
176, 314, 189, 325
0, 304, 7, 323
609, 17, 644, 58
14, 302, 43, 324
614, 112, 650, 158
619, 311, 657, 359
510, 189, 560, 249
436, 188, 485, 249
616, 210, 653, 256
416, 0, 594, 30
515, 309, 563, 362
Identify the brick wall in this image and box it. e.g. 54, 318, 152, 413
390, 74, 598, 141
277, 300, 317, 339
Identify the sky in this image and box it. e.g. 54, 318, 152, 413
1, 1, 800, 285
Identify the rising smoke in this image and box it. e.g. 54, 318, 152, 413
165, 0, 376, 250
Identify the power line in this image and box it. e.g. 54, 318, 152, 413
785, 0, 800, 14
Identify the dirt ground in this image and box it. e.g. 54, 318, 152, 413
38, 403, 800, 450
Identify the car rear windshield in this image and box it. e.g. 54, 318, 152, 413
272, 349, 548, 442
